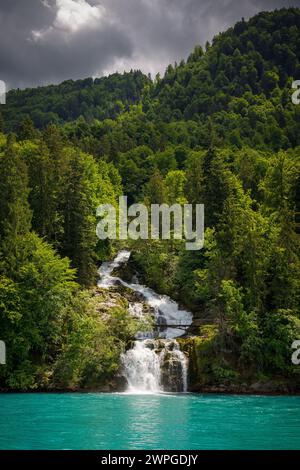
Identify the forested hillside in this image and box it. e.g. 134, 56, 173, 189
0, 7, 299, 391
3, 71, 149, 131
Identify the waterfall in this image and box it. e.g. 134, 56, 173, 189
121, 340, 161, 393
98, 250, 131, 288
121, 339, 188, 393
98, 251, 192, 393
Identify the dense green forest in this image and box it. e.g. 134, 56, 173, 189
0, 8, 299, 391
3, 71, 149, 131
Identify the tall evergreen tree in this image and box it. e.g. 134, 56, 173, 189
0, 136, 32, 274
202, 147, 233, 227
62, 150, 98, 286
27, 141, 59, 241
18, 116, 38, 141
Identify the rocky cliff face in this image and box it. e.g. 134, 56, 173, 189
178, 332, 300, 395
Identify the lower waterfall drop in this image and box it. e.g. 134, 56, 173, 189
121, 339, 188, 393
121, 341, 161, 393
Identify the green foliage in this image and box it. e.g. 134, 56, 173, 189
3, 72, 150, 131
0, 233, 77, 389
0, 130, 124, 389
53, 294, 144, 389
0, 138, 32, 267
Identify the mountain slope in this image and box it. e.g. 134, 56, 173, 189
3, 70, 150, 131
148, 8, 300, 149
152, 8, 300, 117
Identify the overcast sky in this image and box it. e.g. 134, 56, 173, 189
0, 0, 300, 89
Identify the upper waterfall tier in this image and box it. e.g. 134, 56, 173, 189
98, 250, 193, 339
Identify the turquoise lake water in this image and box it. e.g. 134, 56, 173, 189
0, 393, 299, 450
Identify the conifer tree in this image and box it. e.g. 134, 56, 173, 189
18, 116, 37, 141
0, 136, 32, 274
202, 147, 233, 227
62, 150, 98, 286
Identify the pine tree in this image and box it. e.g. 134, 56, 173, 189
202, 147, 233, 227
145, 170, 166, 205
27, 141, 59, 241
43, 124, 64, 157
62, 150, 98, 286
18, 116, 37, 141
0, 136, 32, 274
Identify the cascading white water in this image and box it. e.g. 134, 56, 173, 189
121, 340, 161, 393
98, 251, 192, 393
121, 339, 188, 393
98, 250, 131, 288
98, 250, 192, 339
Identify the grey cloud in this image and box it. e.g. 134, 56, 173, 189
100, 0, 300, 77
0, 0, 133, 88
0, 0, 300, 89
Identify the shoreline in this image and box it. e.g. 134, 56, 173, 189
1, 386, 300, 396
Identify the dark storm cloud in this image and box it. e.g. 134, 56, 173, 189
0, 0, 133, 88
1, 0, 300, 89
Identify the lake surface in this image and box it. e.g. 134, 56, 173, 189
0, 393, 299, 450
